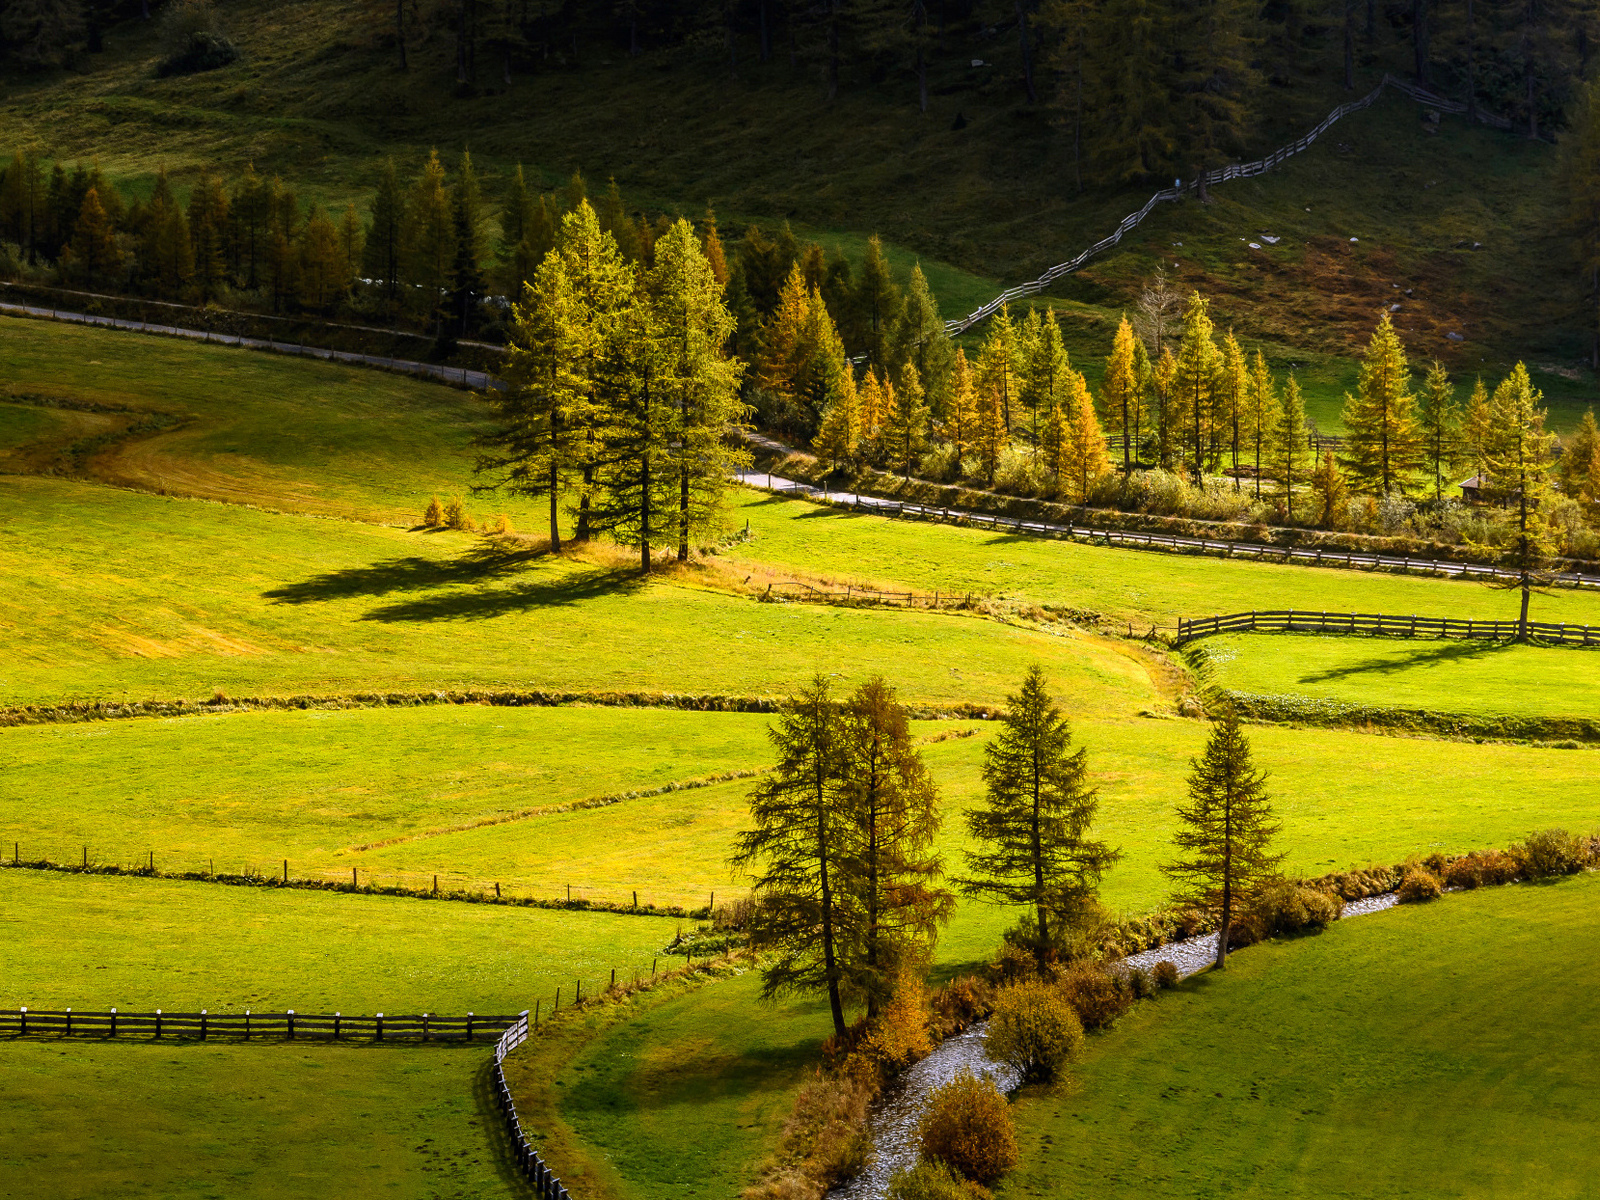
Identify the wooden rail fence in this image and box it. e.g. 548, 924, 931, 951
0, 1006, 523, 1041
493, 1011, 574, 1200
1174, 610, 1600, 646
949, 74, 1513, 335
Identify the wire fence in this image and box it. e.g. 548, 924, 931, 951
1174, 609, 1600, 646
947, 74, 1513, 335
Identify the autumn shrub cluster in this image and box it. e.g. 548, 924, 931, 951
984, 980, 1084, 1082
1396, 867, 1444, 903
1227, 878, 1344, 947
917, 1069, 1019, 1185
885, 1159, 993, 1200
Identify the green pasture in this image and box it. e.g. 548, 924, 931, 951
0, 314, 532, 526
3, 1039, 519, 1200
1194, 632, 1600, 722
728, 487, 1600, 629
1004, 873, 1600, 1199
0, 475, 1153, 711
0, 869, 676, 1014
0, 705, 781, 894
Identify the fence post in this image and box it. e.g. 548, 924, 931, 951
287, 1010, 295, 1040
375, 1013, 383, 1042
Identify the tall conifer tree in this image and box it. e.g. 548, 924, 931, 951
1342, 312, 1422, 495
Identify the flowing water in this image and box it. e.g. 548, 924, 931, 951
831, 892, 1401, 1199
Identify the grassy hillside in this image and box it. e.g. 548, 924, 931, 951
1004, 873, 1600, 1199
2, 0, 1596, 388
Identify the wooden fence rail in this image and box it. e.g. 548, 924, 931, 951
1174, 610, 1600, 646
948, 74, 1513, 335
0, 1007, 524, 1041
493, 1011, 574, 1200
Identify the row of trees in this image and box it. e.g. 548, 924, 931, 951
736, 667, 1284, 1038
476, 201, 747, 568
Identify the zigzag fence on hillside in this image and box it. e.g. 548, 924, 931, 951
948, 74, 1513, 335
1174, 609, 1600, 646
738, 471, 1600, 591
494, 1011, 575, 1199
0, 300, 492, 390
0, 1006, 522, 1041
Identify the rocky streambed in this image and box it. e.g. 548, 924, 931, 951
831, 891, 1401, 1199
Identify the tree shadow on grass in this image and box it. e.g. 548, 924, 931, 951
264, 542, 554, 605
360, 566, 643, 623
1297, 638, 1517, 685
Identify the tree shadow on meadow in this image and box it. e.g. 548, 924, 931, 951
262, 540, 644, 623
1296, 638, 1517, 685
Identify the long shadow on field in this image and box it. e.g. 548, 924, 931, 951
1297, 638, 1515, 684
361, 567, 643, 623
263, 543, 552, 605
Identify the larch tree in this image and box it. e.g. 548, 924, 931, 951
1418, 360, 1463, 503
1022, 310, 1072, 451
297, 205, 343, 311
1462, 376, 1493, 475
975, 376, 1010, 485
851, 234, 902, 372
1016, 308, 1047, 445
857, 369, 890, 461
647, 218, 749, 562
888, 263, 954, 419
1173, 292, 1220, 482
407, 150, 456, 329
961, 665, 1121, 971
1162, 708, 1283, 970
1102, 315, 1141, 475
187, 174, 229, 303
732, 675, 856, 1040
1311, 449, 1350, 529
63, 186, 117, 286
701, 208, 730, 287
337, 204, 363, 293
1558, 410, 1600, 498
1482, 363, 1558, 640
1246, 350, 1275, 500
977, 305, 1021, 436
755, 265, 811, 399
1342, 312, 1422, 495
1154, 345, 1179, 470
362, 159, 407, 310
882, 361, 930, 480
837, 677, 954, 1017
1271, 374, 1309, 518
942, 349, 979, 474
476, 243, 590, 550
231, 164, 272, 292
1218, 330, 1250, 489
1061, 368, 1109, 503
447, 149, 487, 336
814, 367, 861, 469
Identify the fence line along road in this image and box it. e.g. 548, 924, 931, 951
494, 1010, 575, 1200
948, 73, 1514, 335
1175, 609, 1600, 646
0, 1006, 524, 1041
735, 471, 1600, 591
0, 301, 492, 390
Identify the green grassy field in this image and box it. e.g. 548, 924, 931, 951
1003, 872, 1600, 1200
0, 869, 677, 1014
4, 1039, 520, 1200
727, 488, 1600, 628
1194, 633, 1600, 722
0, 475, 1154, 711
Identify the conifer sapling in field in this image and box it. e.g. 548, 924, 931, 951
1162, 708, 1283, 969
961, 666, 1120, 971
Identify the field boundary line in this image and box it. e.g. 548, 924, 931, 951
0, 687, 999, 730
947, 73, 1515, 334
1174, 609, 1600, 647
737, 471, 1600, 592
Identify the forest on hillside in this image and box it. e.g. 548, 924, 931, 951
5, 0, 1600, 182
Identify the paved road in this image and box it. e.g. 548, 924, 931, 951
735, 470, 1600, 592
1, 301, 495, 390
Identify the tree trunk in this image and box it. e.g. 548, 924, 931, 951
817, 798, 847, 1039
1465, 0, 1477, 120
827, 1, 840, 101
1413, 0, 1429, 84
1344, 0, 1354, 89
1031, 758, 1049, 972
640, 450, 652, 574
1519, 577, 1532, 641
1015, 0, 1037, 104
759, 0, 771, 63
1365, 0, 1375, 39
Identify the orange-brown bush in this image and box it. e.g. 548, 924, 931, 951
984, 980, 1084, 1082
1512, 828, 1591, 878
918, 1069, 1018, 1185
860, 976, 933, 1077
1397, 868, 1443, 903
742, 1070, 875, 1200
443, 495, 470, 530
929, 976, 995, 1041
1152, 960, 1180, 989
1442, 849, 1521, 889
423, 496, 444, 527
1055, 961, 1133, 1031
886, 1160, 993, 1200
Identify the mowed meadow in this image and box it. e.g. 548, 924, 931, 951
4, 317, 1599, 1199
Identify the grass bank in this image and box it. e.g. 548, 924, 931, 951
1003, 872, 1600, 1199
